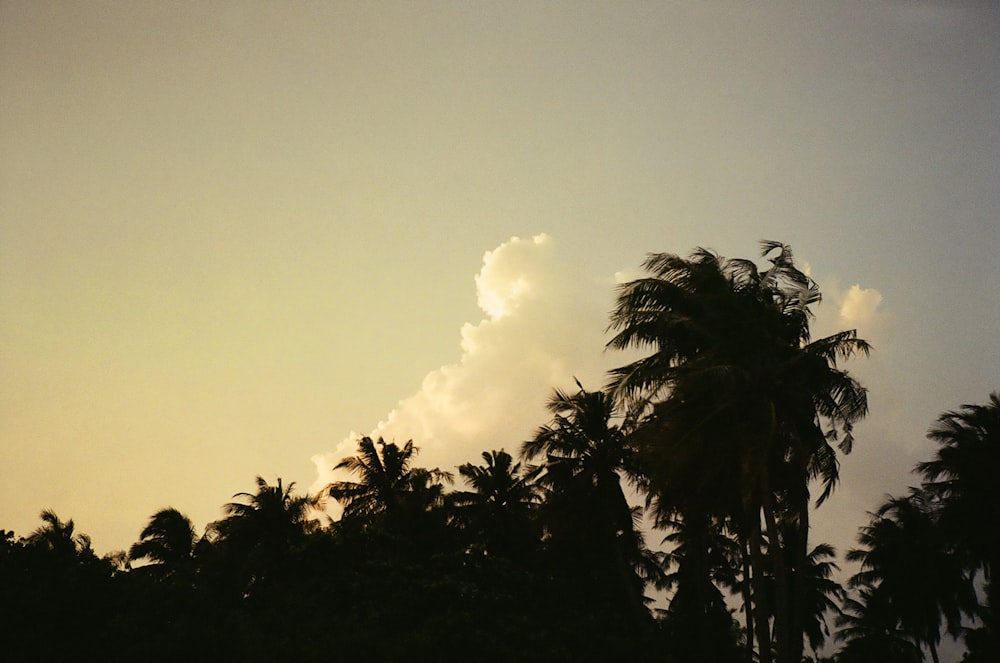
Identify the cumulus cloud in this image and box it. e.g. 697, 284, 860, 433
811, 280, 889, 352
310, 234, 623, 504
837, 285, 885, 334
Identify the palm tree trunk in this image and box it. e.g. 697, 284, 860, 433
612, 537, 651, 631
609, 482, 651, 633
762, 486, 791, 663
788, 492, 809, 663
747, 504, 773, 663
928, 640, 940, 663
740, 532, 756, 663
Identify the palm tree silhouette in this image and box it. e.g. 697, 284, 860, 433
918, 391, 1000, 650
210, 476, 312, 594
324, 436, 452, 531
522, 381, 653, 630
798, 542, 846, 659
129, 507, 198, 579
449, 449, 541, 559
835, 586, 923, 663
847, 491, 976, 663
12, 511, 111, 660
657, 511, 742, 661
28, 509, 93, 559
606, 242, 869, 663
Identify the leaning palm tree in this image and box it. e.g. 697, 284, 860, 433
129, 507, 197, 579
606, 242, 869, 663
449, 449, 541, 559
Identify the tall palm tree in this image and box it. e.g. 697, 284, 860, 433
449, 449, 541, 559
129, 507, 197, 579
606, 242, 869, 663
847, 491, 976, 663
522, 381, 654, 630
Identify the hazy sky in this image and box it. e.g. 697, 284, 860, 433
2, 0, 998, 594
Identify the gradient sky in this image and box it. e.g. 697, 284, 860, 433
2, 0, 998, 604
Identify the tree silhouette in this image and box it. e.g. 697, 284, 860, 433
606, 242, 869, 663
27, 509, 94, 559
449, 449, 541, 560
847, 491, 976, 663
129, 507, 198, 580
917, 392, 1000, 659
5, 511, 117, 659
800, 542, 846, 659
835, 586, 923, 663
657, 511, 743, 662
522, 381, 653, 631
209, 476, 312, 595
324, 436, 452, 529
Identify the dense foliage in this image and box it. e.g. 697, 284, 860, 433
3, 243, 994, 662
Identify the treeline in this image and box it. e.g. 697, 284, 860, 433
2, 243, 996, 663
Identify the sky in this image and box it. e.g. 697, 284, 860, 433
2, 0, 998, 614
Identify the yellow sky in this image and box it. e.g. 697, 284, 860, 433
2, 0, 998, 590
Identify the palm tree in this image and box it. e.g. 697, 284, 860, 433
846, 491, 976, 663
13, 512, 109, 659
797, 543, 846, 659
324, 436, 452, 531
210, 476, 313, 593
918, 394, 1000, 622
28, 509, 93, 559
835, 586, 924, 663
522, 380, 654, 630
449, 449, 541, 559
916, 393, 1000, 662
657, 511, 743, 662
129, 507, 198, 579
606, 242, 869, 663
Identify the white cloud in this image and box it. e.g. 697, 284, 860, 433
812, 280, 889, 352
310, 234, 620, 504
838, 285, 885, 334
